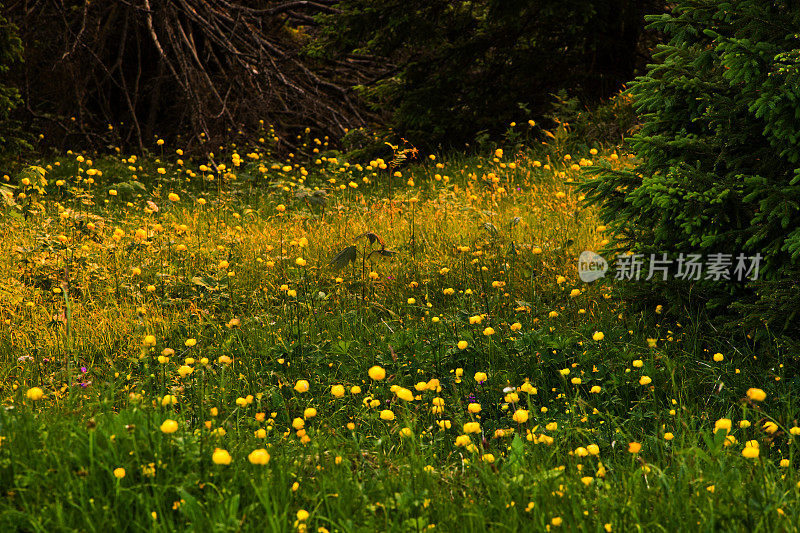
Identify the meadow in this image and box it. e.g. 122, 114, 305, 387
0, 124, 797, 532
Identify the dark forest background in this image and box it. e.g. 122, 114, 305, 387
0, 0, 665, 154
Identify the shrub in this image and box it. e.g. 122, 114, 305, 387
579, 0, 800, 339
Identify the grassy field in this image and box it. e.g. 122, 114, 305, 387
0, 128, 797, 532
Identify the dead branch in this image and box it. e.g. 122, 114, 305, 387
4, 0, 388, 153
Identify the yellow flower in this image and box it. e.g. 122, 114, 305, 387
780, 459, 790, 467
590, 386, 601, 393
143, 335, 157, 347
292, 418, 305, 430
294, 380, 310, 393
742, 441, 759, 458
212, 448, 232, 465
714, 418, 732, 434
639, 376, 652, 386
161, 394, 177, 407
763, 421, 779, 434
296, 509, 310, 522
248, 449, 270, 465
113, 468, 126, 479
632, 360, 643, 368
368, 366, 386, 381
482, 453, 495, 463
396, 388, 414, 402
457, 340, 468, 350
331, 385, 345, 398
581, 476, 594, 486
664, 432, 674, 441
628, 442, 641, 454
464, 422, 481, 434
746, 388, 766, 402
592, 331, 604, 341
303, 407, 317, 419
168, 193, 180, 202
160, 419, 179, 434
587, 444, 600, 455
400, 427, 413, 438
513, 409, 529, 424
26, 387, 44, 401
379, 410, 395, 421
483, 327, 495, 336
184, 338, 196, 347
295, 257, 307, 267
177, 365, 193, 378
713, 353, 724, 362
552, 517, 563, 527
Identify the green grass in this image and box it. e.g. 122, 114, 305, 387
0, 132, 798, 532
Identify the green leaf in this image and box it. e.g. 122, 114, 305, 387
329, 245, 358, 270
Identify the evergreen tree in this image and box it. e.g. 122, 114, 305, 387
579, 0, 800, 340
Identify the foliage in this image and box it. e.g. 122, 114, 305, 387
315, 0, 662, 148
579, 0, 800, 339
547, 89, 640, 149
0, 9, 26, 155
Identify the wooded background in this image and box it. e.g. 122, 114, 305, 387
0, 0, 663, 153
